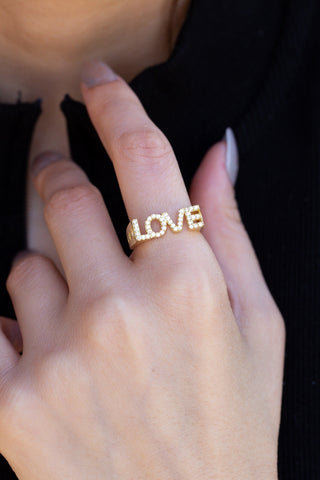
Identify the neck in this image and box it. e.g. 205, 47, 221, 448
0, 0, 190, 104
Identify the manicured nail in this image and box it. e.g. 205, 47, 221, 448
81, 60, 118, 88
31, 151, 64, 178
224, 127, 239, 186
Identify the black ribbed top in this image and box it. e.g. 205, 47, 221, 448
0, 0, 319, 478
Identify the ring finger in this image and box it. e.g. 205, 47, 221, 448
81, 61, 201, 255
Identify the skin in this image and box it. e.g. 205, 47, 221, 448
0, 0, 191, 271
0, 2, 286, 478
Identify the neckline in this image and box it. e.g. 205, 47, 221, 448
0, 0, 316, 161
0, 0, 196, 110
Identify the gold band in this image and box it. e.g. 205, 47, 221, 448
126, 205, 204, 249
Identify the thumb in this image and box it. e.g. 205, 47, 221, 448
189, 129, 280, 335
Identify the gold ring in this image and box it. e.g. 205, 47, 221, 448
126, 205, 204, 249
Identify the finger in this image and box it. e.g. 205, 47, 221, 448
189, 132, 284, 343
6, 252, 68, 351
80, 61, 193, 253
31, 153, 128, 294
0, 317, 22, 353
0, 319, 20, 448
0, 318, 20, 377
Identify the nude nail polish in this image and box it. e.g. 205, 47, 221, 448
11, 250, 30, 267
81, 60, 118, 88
31, 151, 64, 178
224, 127, 239, 186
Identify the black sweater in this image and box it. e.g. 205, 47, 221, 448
0, 0, 319, 478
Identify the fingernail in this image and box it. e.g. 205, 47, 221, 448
31, 151, 64, 178
11, 250, 31, 267
81, 60, 118, 88
224, 127, 239, 186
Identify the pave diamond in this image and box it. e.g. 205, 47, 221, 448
127, 205, 204, 249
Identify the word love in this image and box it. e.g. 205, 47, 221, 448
126, 205, 204, 249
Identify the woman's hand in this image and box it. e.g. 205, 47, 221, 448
0, 61, 285, 480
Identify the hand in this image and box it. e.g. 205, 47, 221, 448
0, 61, 285, 480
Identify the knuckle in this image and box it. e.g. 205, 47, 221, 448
34, 351, 64, 385
265, 309, 286, 342
77, 291, 149, 381
6, 254, 49, 290
44, 183, 102, 220
116, 128, 173, 170
181, 262, 213, 297
32, 350, 77, 400
245, 302, 286, 350
80, 292, 132, 349
156, 260, 216, 313
151, 257, 232, 341
162, 254, 225, 301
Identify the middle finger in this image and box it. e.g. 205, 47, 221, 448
31, 155, 128, 294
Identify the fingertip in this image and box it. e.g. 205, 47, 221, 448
31, 151, 65, 179
189, 139, 228, 205
224, 127, 239, 186
191, 129, 239, 203
80, 60, 119, 90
